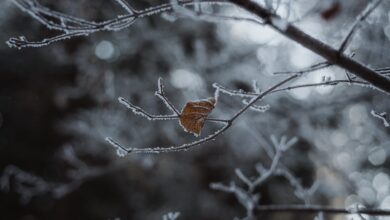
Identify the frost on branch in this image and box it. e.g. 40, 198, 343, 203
162, 212, 180, 220
210, 135, 318, 219
270, 17, 288, 31
0, 165, 55, 204
370, 110, 389, 127
106, 75, 298, 155
0, 145, 128, 203
106, 77, 229, 155
6, 0, 236, 49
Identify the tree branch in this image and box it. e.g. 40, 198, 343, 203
230, 0, 390, 94
6, 0, 229, 49
338, 0, 382, 53
106, 75, 297, 155
254, 204, 390, 216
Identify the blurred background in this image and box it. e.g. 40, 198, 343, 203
0, 0, 389, 219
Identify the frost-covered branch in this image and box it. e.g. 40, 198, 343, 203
370, 110, 389, 127
211, 136, 304, 219
273, 61, 332, 75
117, 78, 180, 121
214, 63, 390, 99
162, 212, 180, 220
0, 165, 56, 204
8, 0, 390, 92
274, 61, 390, 79
230, 0, 390, 94
338, 0, 383, 53
214, 79, 367, 99
106, 75, 298, 155
6, 0, 230, 49
210, 181, 260, 219
253, 204, 390, 216
210, 135, 390, 219
0, 146, 128, 204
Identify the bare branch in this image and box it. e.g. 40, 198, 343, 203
370, 110, 389, 127
253, 204, 390, 216
155, 77, 181, 116
214, 78, 370, 100
118, 97, 178, 121
230, 75, 298, 121
230, 0, 390, 94
7, 0, 229, 49
106, 75, 297, 155
338, 0, 383, 53
105, 122, 230, 154
273, 61, 331, 75
210, 181, 259, 219
211, 136, 302, 219
0, 147, 129, 203
113, 0, 137, 14
162, 212, 181, 220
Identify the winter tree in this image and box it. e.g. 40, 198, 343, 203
0, 0, 389, 219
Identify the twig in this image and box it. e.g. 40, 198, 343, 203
338, 0, 383, 53
106, 75, 298, 155
230, 0, 390, 94
370, 110, 389, 127
162, 212, 181, 220
6, 0, 229, 49
273, 62, 331, 75
0, 147, 129, 204
254, 204, 390, 216
211, 136, 314, 219
213, 79, 369, 100
9, 0, 390, 92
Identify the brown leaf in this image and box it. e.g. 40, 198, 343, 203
179, 97, 216, 136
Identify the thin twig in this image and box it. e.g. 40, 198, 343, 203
338, 0, 383, 53
106, 75, 297, 154
7, 0, 229, 49
370, 110, 389, 127
213, 79, 369, 100
254, 204, 390, 216
230, 0, 390, 93
273, 62, 331, 75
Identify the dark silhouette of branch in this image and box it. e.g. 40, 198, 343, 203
230, 0, 390, 94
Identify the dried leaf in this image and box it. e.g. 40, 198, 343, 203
179, 97, 216, 136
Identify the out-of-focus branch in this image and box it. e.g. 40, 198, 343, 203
211, 135, 390, 219
370, 110, 389, 127
214, 79, 368, 99
254, 204, 390, 216
273, 62, 332, 75
230, 0, 390, 94
211, 136, 306, 219
0, 146, 128, 204
214, 63, 390, 99
338, 0, 382, 53
162, 212, 180, 220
